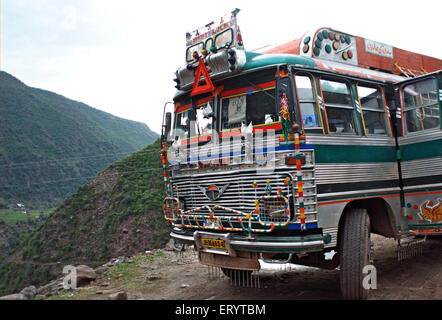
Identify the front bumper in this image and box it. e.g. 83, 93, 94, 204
170, 228, 325, 254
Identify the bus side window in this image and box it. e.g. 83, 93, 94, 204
402, 78, 440, 133
319, 78, 358, 134
357, 84, 389, 135
295, 74, 323, 132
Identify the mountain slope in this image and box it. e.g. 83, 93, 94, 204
0, 71, 158, 208
0, 138, 169, 296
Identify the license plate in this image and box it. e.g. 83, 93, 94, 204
201, 238, 227, 250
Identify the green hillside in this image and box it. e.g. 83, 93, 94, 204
0, 71, 158, 209
0, 138, 169, 296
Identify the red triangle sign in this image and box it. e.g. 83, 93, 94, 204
191, 59, 215, 96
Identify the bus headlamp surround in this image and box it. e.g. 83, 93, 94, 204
163, 197, 181, 221
258, 195, 290, 225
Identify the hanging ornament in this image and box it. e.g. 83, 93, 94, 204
279, 92, 291, 142
265, 179, 272, 196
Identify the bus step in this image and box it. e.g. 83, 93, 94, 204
397, 237, 426, 261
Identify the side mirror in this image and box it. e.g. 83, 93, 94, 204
164, 112, 172, 141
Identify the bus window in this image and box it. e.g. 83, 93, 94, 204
186, 42, 204, 62
221, 88, 278, 131
195, 101, 214, 137
246, 89, 279, 126
320, 78, 357, 134
402, 78, 440, 133
357, 84, 389, 135
174, 109, 190, 141
215, 28, 233, 49
295, 75, 322, 131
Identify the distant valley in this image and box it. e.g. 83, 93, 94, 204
0, 71, 158, 209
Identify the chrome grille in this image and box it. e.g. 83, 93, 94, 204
170, 170, 294, 214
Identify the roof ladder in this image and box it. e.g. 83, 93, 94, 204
394, 62, 427, 78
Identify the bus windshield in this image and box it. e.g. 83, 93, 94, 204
221, 88, 279, 131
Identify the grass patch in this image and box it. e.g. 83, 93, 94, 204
0, 209, 50, 226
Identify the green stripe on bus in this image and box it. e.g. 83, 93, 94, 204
399, 138, 442, 161
315, 145, 396, 163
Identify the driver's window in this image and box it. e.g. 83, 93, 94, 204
295, 74, 322, 132
174, 109, 190, 141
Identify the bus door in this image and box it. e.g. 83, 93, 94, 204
395, 71, 442, 235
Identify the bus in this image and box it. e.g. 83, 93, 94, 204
160, 9, 442, 299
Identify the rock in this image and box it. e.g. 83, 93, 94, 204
0, 293, 27, 300
180, 283, 190, 288
113, 256, 125, 265
146, 275, 161, 281
75, 265, 96, 287
109, 291, 127, 300
122, 228, 128, 234
36, 280, 58, 296
127, 259, 134, 263
94, 266, 109, 275
165, 239, 175, 251
20, 285, 37, 299
99, 282, 110, 287
35, 294, 46, 300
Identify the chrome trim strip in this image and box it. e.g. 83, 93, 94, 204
398, 129, 441, 145
403, 183, 442, 191
306, 134, 395, 146
317, 187, 400, 200
316, 162, 398, 184
230, 239, 324, 248
401, 157, 442, 179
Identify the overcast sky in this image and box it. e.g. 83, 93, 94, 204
1, 0, 441, 134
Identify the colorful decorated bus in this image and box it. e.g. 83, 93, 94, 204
161, 9, 442, 299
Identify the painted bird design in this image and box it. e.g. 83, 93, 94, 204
419, 200, 442, 223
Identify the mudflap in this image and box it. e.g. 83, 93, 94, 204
198, 251, 261, 271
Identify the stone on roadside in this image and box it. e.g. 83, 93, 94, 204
20, 285, 37, 299
109, 291, 127, 300
75, 265, 97, 287
0, 293, 27, 300
94, 266, 109, 275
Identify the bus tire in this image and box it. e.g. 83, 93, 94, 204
339, 208, 371, 300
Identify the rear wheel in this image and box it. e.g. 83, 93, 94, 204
339, 208, 371, 300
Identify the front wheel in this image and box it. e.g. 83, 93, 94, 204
339, 208, 372, 300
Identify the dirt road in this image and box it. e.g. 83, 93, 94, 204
55, 234, 441, 301
126, 235, 442, 300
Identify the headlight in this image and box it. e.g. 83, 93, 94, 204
163, 197, 181, 221
259, 196, 290, 225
